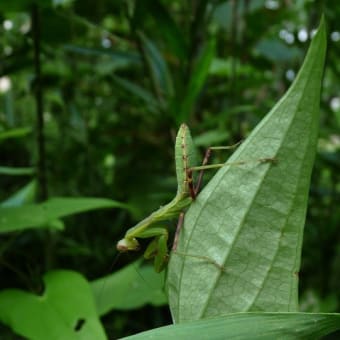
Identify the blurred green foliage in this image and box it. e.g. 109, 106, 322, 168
0, 0, 339, 338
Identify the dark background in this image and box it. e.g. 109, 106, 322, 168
0, 0, 339, 338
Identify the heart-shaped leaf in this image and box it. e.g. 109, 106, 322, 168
0, 270, 106, 339
91, 260, 167, 315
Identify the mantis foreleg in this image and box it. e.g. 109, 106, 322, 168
136, 227, 169, 272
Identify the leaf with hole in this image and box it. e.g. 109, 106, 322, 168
0, 270, 106, 340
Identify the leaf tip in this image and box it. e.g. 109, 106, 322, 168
315, 14, 327, 44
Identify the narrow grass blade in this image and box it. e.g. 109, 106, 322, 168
123, 312, 340, 340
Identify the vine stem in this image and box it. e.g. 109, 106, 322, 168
32, 5, 55, 271
32, 4, 48, 202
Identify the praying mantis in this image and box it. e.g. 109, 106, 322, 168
117, 124, 275, 272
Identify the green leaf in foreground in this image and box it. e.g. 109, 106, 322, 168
91, 260, 167, 316
0, 197, 127, 233
0, 270, 107, 340
167, 17, 326, 322
122, 312, 340, 340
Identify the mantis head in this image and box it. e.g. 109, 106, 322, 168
116, 237, 140, 252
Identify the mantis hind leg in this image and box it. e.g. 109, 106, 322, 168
188, 142, 242, 199
188, 143, 277, 199
172, 212, 185, 251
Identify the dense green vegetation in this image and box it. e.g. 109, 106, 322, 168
0, 1, 339, 339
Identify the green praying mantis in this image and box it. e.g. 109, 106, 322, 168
117, 124, 275, 272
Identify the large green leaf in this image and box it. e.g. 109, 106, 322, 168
0, 197, 127, 233
91, 260, 167, 316
0, 270, 107, 340
167, 17, 326, 322
123, 312, 340, 339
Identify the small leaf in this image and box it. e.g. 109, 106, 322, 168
254, 39, 302, 62
0, 166, 35, 176
177, 38, 215, 122
0, 270, 107, 340
133, 0, 187, 60
167, 17, 327, 322
122, 312, 340, 339
139, 32, 174, 103
91, 260, 167, 316
0, 127, 31, 142
0, 0, 49, 12
193, 129, 230, 147
0, 197, 128, 233
212, 1, 264, 31
63, 45, 141, 68
113, 75, 158, 109
1, 180, 37, 207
